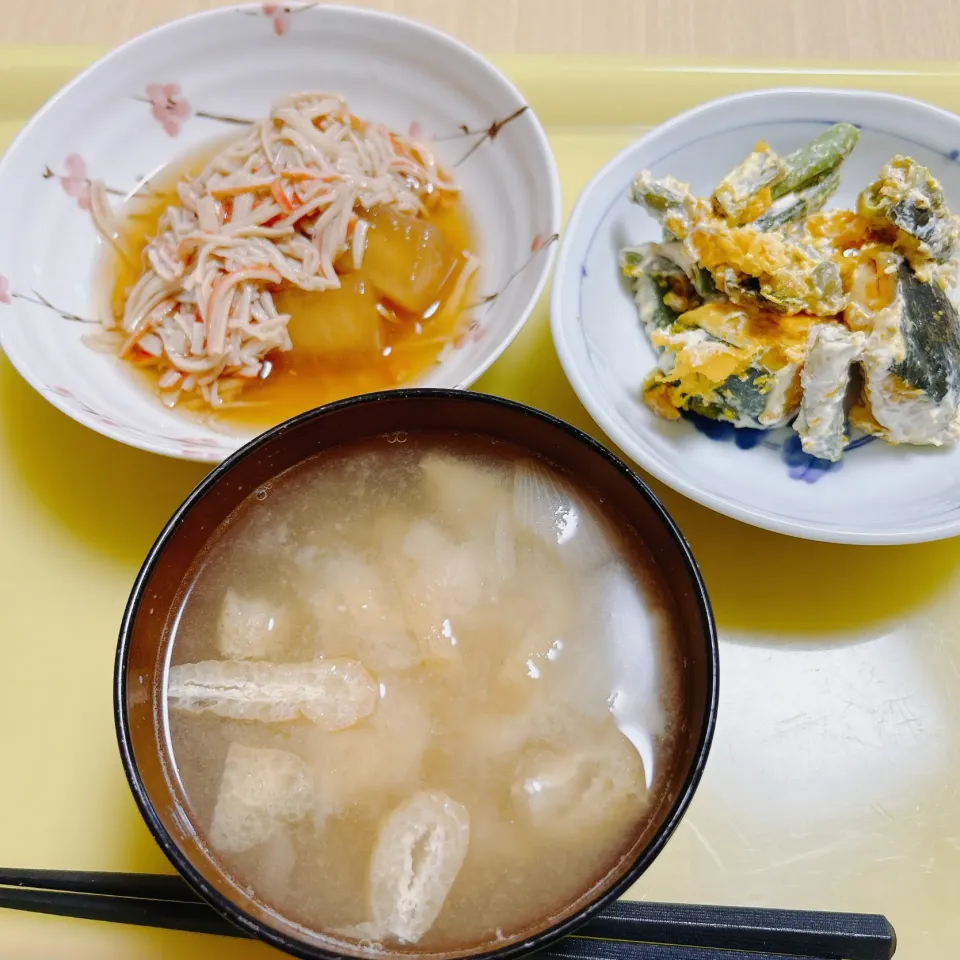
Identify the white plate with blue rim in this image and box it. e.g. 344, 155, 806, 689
551, 87, 960, 545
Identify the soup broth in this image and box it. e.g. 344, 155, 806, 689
164, 435, 684, 953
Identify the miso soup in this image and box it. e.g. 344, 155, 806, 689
163, 435, 685, 953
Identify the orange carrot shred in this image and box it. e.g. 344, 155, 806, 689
270, 180, 294, 215
280, 169, 318, 182
388, 133, 414, 161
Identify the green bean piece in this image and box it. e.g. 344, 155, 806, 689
719, 257, 843, 317
621, 248, 685, 283
811, 259, 844, 306
690, 264, 719, 299
629, 172, 689, 217
712, 145, 787, 222
755, 258, 844, 316
771, 122, 860, 199
620, 245, 700, 329
644, 275, 683, 330
620, 248, 648, 278
752, 169, 842, 231
754, 287, 806, 315
859, 156, 959, 261
715, 270, 802, 316
712, 268, 764, 305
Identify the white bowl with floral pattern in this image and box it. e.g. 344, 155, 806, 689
0, 4, 560, 461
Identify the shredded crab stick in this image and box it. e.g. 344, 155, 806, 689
88, 92, 458, 409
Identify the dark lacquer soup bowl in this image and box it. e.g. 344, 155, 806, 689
115, 389, 718, 960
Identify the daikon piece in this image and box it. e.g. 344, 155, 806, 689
167, 659, 377, 729
399, 521, 483, 663
282, 273, 382, 356
492, 511, 517, 581
600, 562, 669, 762
307, 553, 421, 670
362, 207, 457, 314
256, 825, 297, 901
453, 709, 547, 781
402, 522, 483, 612
513, 749, 591, 826
369, 791, 471, 944
499, 618, 612, 721
218, 590, 288, 660
513, 458, 613, 569
419, 453, 512, 539
309, 680, 432, 827
498, 625, 566, 686
497, 557, 580, 690
209, 743, 313, 854
511, 726, 645, 832
513, 457, 572, 546
352, 630, 423, 673
307, 553, 406, 666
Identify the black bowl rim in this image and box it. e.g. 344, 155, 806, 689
114, 387, 719, 960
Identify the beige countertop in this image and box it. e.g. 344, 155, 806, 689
1, 0, 958, 60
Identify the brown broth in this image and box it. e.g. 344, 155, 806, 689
103, 142, 478, 431
164, 435, 685, 954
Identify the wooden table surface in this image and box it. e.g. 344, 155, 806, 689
1, 0, 958, 60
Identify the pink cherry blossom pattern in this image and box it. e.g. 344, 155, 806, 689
59, 154, 92, 210
408, 121, 424, 138
262, 3, 292, 35
45, 386, 124, 431
146, 83, 192, 136
533, 232, 558, 253
0, 275, 10, 305
466, 319, 485, 345
451, 319, 486, 350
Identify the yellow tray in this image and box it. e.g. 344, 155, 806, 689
3, 47, 960, 960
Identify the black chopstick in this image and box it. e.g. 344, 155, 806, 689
0, 891, 845, 960
0, 869, 896, 959
0, 868, 201, 903
543, 937, 839, 960
0, 886, 237, 938
0, 889, 836, 960
583, 899, 896, 960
